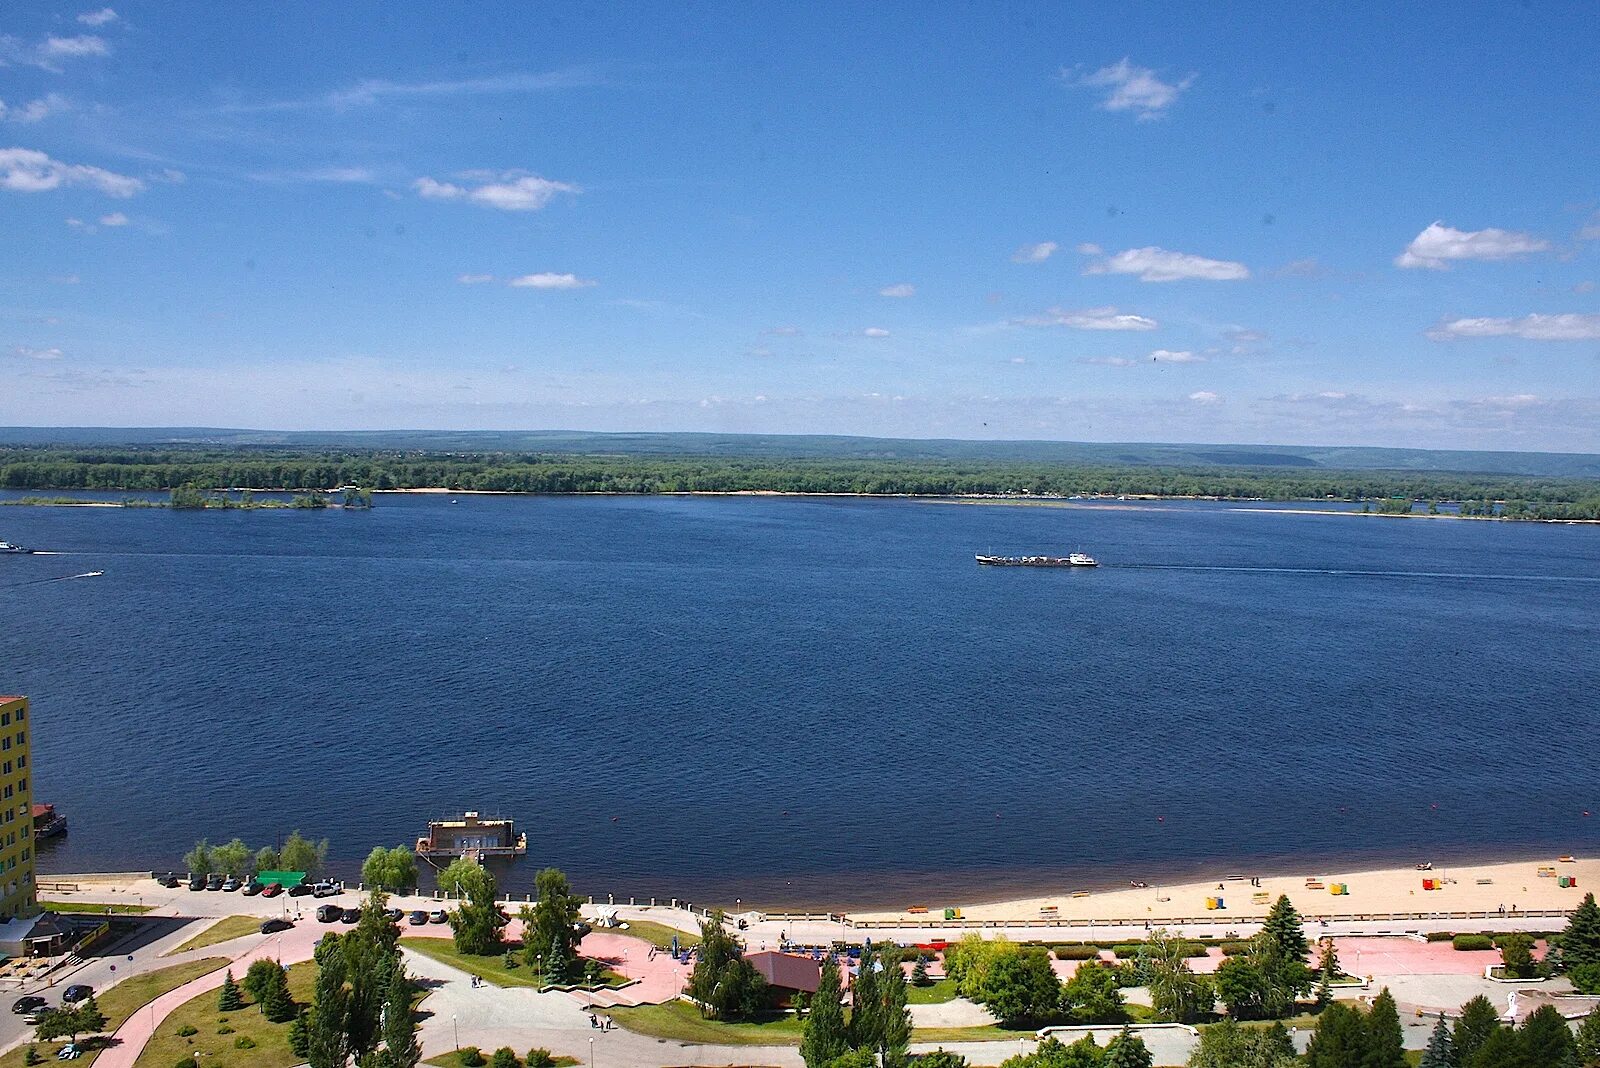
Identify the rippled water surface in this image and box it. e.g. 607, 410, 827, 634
3, 494, 1597, 906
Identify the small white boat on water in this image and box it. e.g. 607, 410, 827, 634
975, 552, 1098, 567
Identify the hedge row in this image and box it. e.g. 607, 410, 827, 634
1053, 945, 1103, 960
1110, 942, 1209, 959
1452, 934, 1494, 951
1219, 941, 1255, 956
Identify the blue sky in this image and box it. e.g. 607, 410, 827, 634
2, 1, 1598, 450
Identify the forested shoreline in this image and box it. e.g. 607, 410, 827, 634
2, 445, 1598, 519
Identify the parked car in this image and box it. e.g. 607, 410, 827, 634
428, 910, 448, 924
407, 910, 428, 926
221, 876, 240, 892
187, 874, 205, 891
339, 908, 360, 924
204, 873, 224, 891
62, 985, 92, 1004
157, 872, 180, 888
260, 918, 294, 934
56, 1045, 81, 1061
24, 1011, 46, 1026
382, 907, 403, 922
288, 883, 313, 897
316, 904, 343, 923
261, 882, 283, 898
312, 881, 343, 898
11, 995, 45, 1014
242, 881, 263, 897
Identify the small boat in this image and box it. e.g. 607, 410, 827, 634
0, 541, 33, 554
975, 552, 1098, 567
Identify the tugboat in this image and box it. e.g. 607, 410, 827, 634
0, 541, 33, 554
31, 803, 66, 838
975, 552, 1098, 567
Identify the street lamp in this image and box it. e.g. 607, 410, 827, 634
588, 1037, 594, 1068
452, 1014, 458, 1051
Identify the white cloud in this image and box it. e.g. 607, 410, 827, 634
862, 327, 891, 338
508, 272, 595, 290
77, 8, 117, 26
1071, 58, 1194, 120
1578, 223, 1600, 242
97, 211, 128, 226
0, 94, 72, 124
1008, 356, 1027, 364
0, 148, 142, 197
1575, 281, 1596, 294
1188, 390, 1221, 404
1150, 349, 1205, 363
414, 172, 579, 212
1074, 242, 1102, 256
1016, 305, 1159, 331
1223, 328, 1268, 344
878, 283, 915, 298
41, 35, 109, 58
1086, 246, 1249, 282
456, 274, 495, 285
1079, 356, 1136, 367
1427, 313, 1600, 341
764, 325, 802, 336
1011, 241, 1058, 264
1395, 222, 1551, 269
10, 345, 63, 361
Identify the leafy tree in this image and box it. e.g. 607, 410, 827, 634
1452, 995, 1501, 1065
169, 483, 207, 509
1576, 1008, 1600, 1066
982, 950, 1062, 1027
361, 846, 418, 892
801, 955, 849, 1068
824, 1051, 877, 1068
244, 958, 283, 1003
218, 969, 243, 1012
1418, 1018, 1454, 1068
1468, 1028, 1529, 1068
72, 994, 106, 1038
1186, 1019, 1297, 1068
522, 868, 582, 981
1215, 956, 1268, 1020
1102, 1027, 1153, 1068
686, 910, 766, 1021
255, 845, 280, 873
943, 934, 1019, 1001
913, 1052, 968, 1068
184, 839, 213, 876
1498, 933, 1537, 980
1519, 1003, 1577, 1068
212, 838, 253, 878
1363, 988, 1405, 1068
1306, 1000, 1369, 1068
308, 934, 352, 1068
999, 1035, 1103, 1068
281, 831, 330, 876
441, 860, 502, 956
878, 948, 912, 1068
1061, 959, 1125, 1023
1146, 929, 1211, 1023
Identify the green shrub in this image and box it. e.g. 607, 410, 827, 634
526, 1049, 556, 1068
217, 1025, 235, 1035
174, 1060, 194, 1068
1054, 945, 1101, 960
24, 1047, 40, 1066
1219, 942, 1253, 956
234, 1036, 256, 1049
175, 1026, 198, 1038
1182, 942, 1209, 958
459, 1047, 485, 1068
1424, 931, 1455, 942
1453, 934, 1494, 951
490, 1047, 517, 1068
1111, 944, 1145, 958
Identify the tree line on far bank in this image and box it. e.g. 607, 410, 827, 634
4, 444, 1599, 517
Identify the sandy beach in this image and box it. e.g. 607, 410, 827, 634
851, 855, 1596, 927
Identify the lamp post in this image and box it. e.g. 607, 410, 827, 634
588, 1037, 594, 1068
452, 1014, 458, 1051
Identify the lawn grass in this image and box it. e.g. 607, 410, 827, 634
401, 938, 624, 990
166, 916, 265, 955
0, 957, 230, 1068
41, 901, 156, 915
605, 1000, 1026, 1046
905, 977, 958, 1004
129, 961, 316, 1068
600, 919, 700, 951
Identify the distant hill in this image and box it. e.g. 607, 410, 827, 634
1, 426, 1597, 479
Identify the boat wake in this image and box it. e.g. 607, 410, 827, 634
1110, 563, 1600, 585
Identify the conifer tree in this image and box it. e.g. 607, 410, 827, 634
1418, 1017, 1455, 1068
1306, 1000, 1370, 1068
288, 1011, 311, 1059
1103, 1026, 1154, 1068
218, 970, 243, 1013
1363, 988, 1406, 1068
1452, 995, 1501, 1065
848, 945, 883, 1052
1566, 894, 1600, 969
878, 948, 911, 1068
380, 964, 420, 1068
800, 955, 848, 1068
1519, 1003, 1578, 1068
1576, 1008, 1600, 1066
1469, 1028, 1526, 1068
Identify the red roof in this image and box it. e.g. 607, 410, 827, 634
745, 951, 822, 994
31, 804, 53, 819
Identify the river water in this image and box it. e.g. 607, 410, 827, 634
2, 492, 1597, 907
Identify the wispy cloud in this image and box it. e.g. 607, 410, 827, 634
1079, 356, 1136, 367
1188, 390, 1221, 404
77, 8, 118, 26
878, 283, 915, 298
1575, 214, 1600, 242
0, 94, 72, 124
224, 68, 602, 114
0, 148, 142, 197
251, 166, 376, 184
764, 326, 802, 337
456, 274, 495, 285
508, 272, 595, 290
1016, 305, 1159, 331
1074, 242, 1102, 256
862, 327, 890, 338
1396, 222, 1551, 269
1068, 58, 1194, 120
0, 32, 110, 70
1085, 246, 1249, 282
1151, 349, 1205, 363
1427, 313, 1600, 341
98, 211, 128, 226
1011, 241, 1057, 264
415, 171, 579, 212
10, 345, 63, 361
